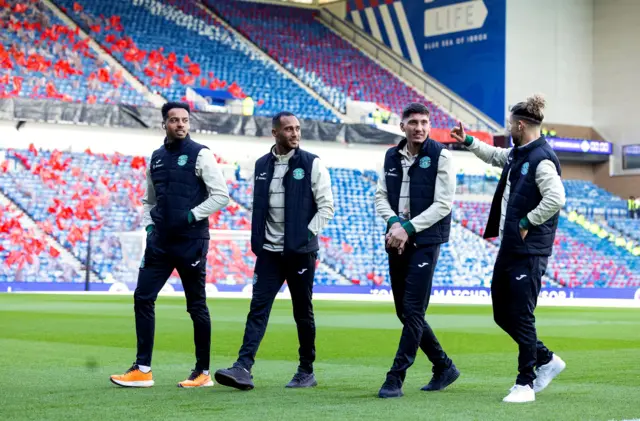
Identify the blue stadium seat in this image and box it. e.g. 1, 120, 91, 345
205, 0, 459, 129
1, 0, 147, 106
51, 0, 339, 122
1, 146, 638, 288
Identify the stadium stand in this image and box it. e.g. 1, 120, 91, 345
204, 0, 459, 128
459, 174, 629, 219
2, 142, 639, 288
0, 0, 147, 105
313, 168, 501, 287
558, 217, 640, 287
453, 201, 640, 288
0, 2, 637, 291
563, 179, 627, 218
456, 173, 499, 196
608, 218, 640, 243
0, 147, 241, 282
2, 140, 638, 289
50, 0, 339, 122
0, 199, 83, 283
224, 166, 500, 287
0, 145, 344, 285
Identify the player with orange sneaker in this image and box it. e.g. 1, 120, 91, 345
110, 102, 229, 388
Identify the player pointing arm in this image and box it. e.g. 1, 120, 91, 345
450, 95, 566, 403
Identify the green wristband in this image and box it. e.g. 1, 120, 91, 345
464, 135, 474, 146
402, 221, 416, 236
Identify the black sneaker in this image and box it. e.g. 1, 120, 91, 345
378, 375, 403, 398
285, 371, 317, 388
214, 366, 254, 390
421, 363, 460, 391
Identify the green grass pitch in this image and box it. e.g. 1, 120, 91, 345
1, 294, 639, 421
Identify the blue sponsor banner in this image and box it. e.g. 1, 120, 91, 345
380, 286, 640, 300
623, 145, 640, 156
2, 283, 639, 300
346, 0, 506, 124
622, 144, 640, 170
508, 137, 612, 155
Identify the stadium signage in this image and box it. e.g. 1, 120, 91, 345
546, 138, 612, 155
3, 283, 639, 302
347, 0, 506, 123
424, 0, 489, 37
624, 145, 640, 156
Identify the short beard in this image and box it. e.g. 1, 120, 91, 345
512, 133, 522, 147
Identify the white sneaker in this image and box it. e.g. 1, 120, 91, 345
533, 354, 566, 393
503, 384, 535, 403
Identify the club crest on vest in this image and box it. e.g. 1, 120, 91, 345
521, 162, 530, 175
177, 154, 188, 166
293, 168, 305, 180
419, 156, 431, 169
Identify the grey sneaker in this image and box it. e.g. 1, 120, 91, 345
214, 366, 254, 390
285, 371, 317, 388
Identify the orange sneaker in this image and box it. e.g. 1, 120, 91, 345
178, 370, 214, 388
110, 364, 154, 388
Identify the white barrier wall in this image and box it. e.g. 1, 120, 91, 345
506, 0, 594, 127
593, 0, 640, 176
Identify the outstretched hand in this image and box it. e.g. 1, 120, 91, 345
450, 121, 466, 143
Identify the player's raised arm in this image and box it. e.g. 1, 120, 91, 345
451, 121, 511, 168
482, 94, 566, 403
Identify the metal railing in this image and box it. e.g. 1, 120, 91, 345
317, 8, 503, 133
